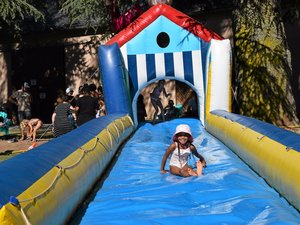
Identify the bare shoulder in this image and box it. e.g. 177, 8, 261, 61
190, 144, 196, 151
167, 142, 177, 152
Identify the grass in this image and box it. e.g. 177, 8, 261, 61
0, 152, 21, 162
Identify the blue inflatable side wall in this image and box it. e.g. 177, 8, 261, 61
98, 43, 131, 116
211, 110, 300, 151
206, 110, 300, 211
0, 114, 134, 225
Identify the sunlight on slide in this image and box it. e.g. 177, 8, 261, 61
71, 118, 300, 225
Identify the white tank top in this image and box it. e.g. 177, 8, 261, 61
169, 143, 191, 168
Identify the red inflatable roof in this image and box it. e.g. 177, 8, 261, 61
106, 4, 222, 47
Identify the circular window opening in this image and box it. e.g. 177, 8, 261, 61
156, 32, 170, 48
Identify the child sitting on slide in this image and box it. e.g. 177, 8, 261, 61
160, 124, 206, 177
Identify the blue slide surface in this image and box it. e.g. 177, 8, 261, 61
72, 118, 300, 224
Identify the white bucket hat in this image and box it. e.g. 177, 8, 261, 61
173, 124, 193, 142
23, 82, 30, 89
66, 87, 74, 94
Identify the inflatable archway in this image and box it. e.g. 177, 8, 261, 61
132, 77, 200, 122
100, 4, 231, 126
0, 4, 299, 225
99, 3, 300, 213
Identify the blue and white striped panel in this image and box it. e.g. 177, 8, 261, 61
121, 45, 205, 124
124, 50, 204, 94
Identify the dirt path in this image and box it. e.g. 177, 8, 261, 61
0, 139, 49, 153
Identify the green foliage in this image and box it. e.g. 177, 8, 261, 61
60, 0, 108, 28
59, 0, 142, 33
0, 0, 44, 35
0, 0, 44, 21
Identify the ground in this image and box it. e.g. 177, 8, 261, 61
0, 124, 52, 161
0, 139, 49, 153
0, 139, 49, 162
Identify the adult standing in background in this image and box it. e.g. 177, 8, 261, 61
75, 85, 99, 126
65, 87, 76, 108
8, 82, 32, 124
89, 83, 98, 98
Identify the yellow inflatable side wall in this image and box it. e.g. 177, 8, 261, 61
0, 115, 134, 225
206, 113, 300, 212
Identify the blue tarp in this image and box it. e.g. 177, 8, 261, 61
71, 118, 300, 224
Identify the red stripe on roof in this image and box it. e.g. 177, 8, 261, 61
106, 4, 222, 47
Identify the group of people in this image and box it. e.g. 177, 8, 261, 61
4, 80, 205, 178
145, 79, 197, 123
1, 81, 106, 142
52, 83, 104, 138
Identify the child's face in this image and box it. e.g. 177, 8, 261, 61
177, 132, 189, 145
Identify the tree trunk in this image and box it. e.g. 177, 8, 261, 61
232, 0, 299, 126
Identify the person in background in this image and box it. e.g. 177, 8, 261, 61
96, 99, 106, 118
137, 94, 147, 123
8, 82, 32, 124
160, 124, 206, 177
97, 85, 104, 102
52, 95, 74, 138
185, 94, 198, 118
96, 85, 106, 117
20, 118, 43, 142
75, 85, 99, 126
65, 87, 76, 107
89, 83, 98, 98
164, 99, 179, 120
65, 87, 77, 128
0, 107, 12, 136
150, 80, 170, 122
77, 84, 85, 98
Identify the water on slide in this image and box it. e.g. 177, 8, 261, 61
70, 118, 300, 225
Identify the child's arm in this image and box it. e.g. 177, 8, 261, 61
20, 128, 25, 140
160, 143, 176, 173
163, 88, 170, 98
28, 123, 33, 138
191, 145, 206, 167
51, 112, 56, 124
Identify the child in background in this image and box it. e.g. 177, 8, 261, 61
150, 80, 170, 122
160, 124, 206, 177
164, 99, 179, 120
20, 118, 43, 142
0, 110, 12, 136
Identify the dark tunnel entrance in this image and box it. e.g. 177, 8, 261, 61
136, 79, 198, 124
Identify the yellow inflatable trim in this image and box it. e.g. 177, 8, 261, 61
0, 115, 134, 225
206, 113, 300, 212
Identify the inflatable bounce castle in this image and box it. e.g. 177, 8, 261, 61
0, 4, 299, 225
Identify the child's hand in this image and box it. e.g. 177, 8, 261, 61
201, 159, 207, 168
160, 169, 168, 174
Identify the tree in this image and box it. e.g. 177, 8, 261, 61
0, 0, 44, 38
232, 0, 299, 126
59, 0, 148, 34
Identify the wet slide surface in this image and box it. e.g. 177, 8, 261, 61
72, 118, 300, 224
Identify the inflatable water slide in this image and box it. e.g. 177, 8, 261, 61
0, 4, 300, 225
